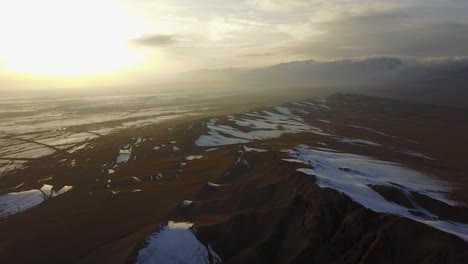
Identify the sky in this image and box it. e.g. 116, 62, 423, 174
0, 0, 467, 89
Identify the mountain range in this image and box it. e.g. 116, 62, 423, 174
176, 56, 468, 107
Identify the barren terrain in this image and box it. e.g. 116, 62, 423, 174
1, 93, 468, 263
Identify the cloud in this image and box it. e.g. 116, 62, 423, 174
281, 12, 468, 58
121, 1, 468, 73
130, 34, 179, 47
245, 0, 310, 11
246, 0, 402, 15
242, 52, 276, 57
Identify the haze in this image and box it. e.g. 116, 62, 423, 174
1, 1, 468, 263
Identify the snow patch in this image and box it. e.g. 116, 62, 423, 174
132, 176, 142, 184
181, 200, 193, 208
401, 151, 435, 160
285, 147, 468, 241
38, 176, 53, 183
117, 149, 132, 163
68, 143, 89, 154
243, 146, 268, 152
136, 221, 221, 264
186, 155, 203, 161
347, 124, 399, 139
335, 137, 381, 146
135, 137, 143, 145
207, 182, 221, 187
0, 184, 73, 218
275, 106, 291, 115
196, 108, 327, 147
317, 119, 330, 123
55, 186, 73, 196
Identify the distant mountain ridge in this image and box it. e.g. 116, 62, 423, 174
187, 56, 468, 81
176, 56, 468, 107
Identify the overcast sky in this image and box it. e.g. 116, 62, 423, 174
1, 0, 467, 88
126, 0, 468, 66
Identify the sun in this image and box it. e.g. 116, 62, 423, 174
0, 0, 148, 77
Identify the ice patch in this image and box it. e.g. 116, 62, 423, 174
135, 137, 143, 145
195, 108, 327, 147
335, 137, 381, 146
3, 145, 56, 159
132, 176, 142, 184
0, 184, 73, 218
55, 186, 73, 195
186, 155, 203, 161
0, 160, 27, 176
243, 146, 268, 152
173, 146, 180, 151
286, 147, 468, 241
281, 158, 309, 164
205, 148, 218, 152
207, 182, 221, 187
38, 176, 53, 183
117, 149, 132, 163
68, 143, 89, 154
0, 183, 25, 192
291, 101, 309, 107
317, 119, 330, 124
300, 98, 330, 110
181, 200, 193, 208
207, 118, 219, 126
401, 151, 435, 160
347, 124, 399, 139
196, 132, 250, 147
136, 221, 221, 264
275, 106, 291, 115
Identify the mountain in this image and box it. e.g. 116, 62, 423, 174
175, 56, 468, 107
1, 94, 467, 263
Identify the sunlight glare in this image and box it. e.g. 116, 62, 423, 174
0, 0, 148, 77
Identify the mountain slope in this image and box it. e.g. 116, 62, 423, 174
0, 94, 467, 263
